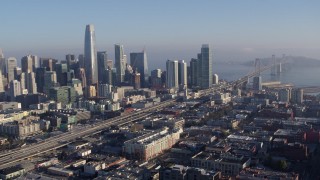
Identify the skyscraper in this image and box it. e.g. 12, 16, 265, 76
97, 51, 108, 83
200, 44, 213, 89
130, 51, 149, 88
166, 60, 178, 89
21, 55, 33, 73
84, 24, 98, 85
7, 57, 17, 84
190, 58, 198, 87
10, 80, 21, 101
178, 60, 187, 90
0, 49, 5, 76
26, 72, 37, 94
44, 71, 57, 94
253, 76, 262, 91
115, 44, 125, 85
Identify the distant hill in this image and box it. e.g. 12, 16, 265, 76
241, 56, 320, 67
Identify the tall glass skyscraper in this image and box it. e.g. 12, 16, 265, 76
115, 44, 125, 85
200, 44, 213, 89
130, 51, 149, 88
84, 24, 98, 85
166, 60, 178, 89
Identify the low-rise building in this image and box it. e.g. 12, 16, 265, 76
191, 152, 250, 176
47, 167, 73, 177
160, 164, 222, 180
123, 127, 182, 161
0, 166, 25, 180
84, 162, 105, 175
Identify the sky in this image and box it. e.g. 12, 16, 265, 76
1, 0, 320, 70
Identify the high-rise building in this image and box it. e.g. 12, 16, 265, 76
213, 74, 219, 84
190, 58, 198, 87
200, 44, 213, 89
133, 70, 141, 89
44, 71, 57, 94
151, 69, 162, 89
67, 79, 83, 96
21, 55, 32, 73
278, 88, 290, 102
10, 80, 21, 100
49, 86, 77, 105
84, 24, 98, 85
291, 88, 304, 104
35, 67, 46, 93
26, 72, 37, 94
98, 84, 112, 97
252, 76, 262, 91
40, 58, 56, 71
130, 51, 149, 88
78, 68, 87, 88
7, 57, 17, 84
0, 49, 6, 76
21, 55, 38, 73
55, 63, 68, 86
115, 44, 125, 85
105, 67, 113, 85
78, 54, 85, 68
166, 60, 178, 89
20, 72, 26, 92
178, 60, 187, 90
107, 60, 113, 69
66, 54, 76, 71
97, 51, 108, 83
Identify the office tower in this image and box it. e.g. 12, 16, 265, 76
124, 64, 134, 84
252, 76, 262, 91
200, 44, 213, 89
14, 67, 22, 81
10, 80, 21, 100
66, 54, 76, 71
130, 51, 149, 88
67, 79, 83, 96
133, 70, 141, 89
86, 85, 97, 97
44, 71, 57, 94
84, 24, 98, 85
35, 67, 46, 93
78, 54, 85, 68
78, 68, 87, 88
291, 88, 304, 104
7, 57, 17, 83
49, 86, 77, 105
178, 60, 187, 90
105, 67, 113, 85
115, 44, 125, 85
54, 63, 68, 86
40, 58, 57, 71
213, 74, 219, 84
189, 58, 198, 87
97, 51, 108, 83
150, 69, 162, 89
21, 55, 33, 73
0, 49, 5, 76
278, 88, 290, 102
107, 60, 113, 69
98, 84, 112, 97
26, 72, 37, 94
166, 60, 178, 89
20, 72, 26, 92
253, 76, 262, 91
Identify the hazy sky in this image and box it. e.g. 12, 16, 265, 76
1, 0, 320, 69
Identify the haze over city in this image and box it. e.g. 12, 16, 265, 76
1, 0, 320, 69
1, 1, 320, 180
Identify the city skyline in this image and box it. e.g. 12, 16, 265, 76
1, 1, 320, 70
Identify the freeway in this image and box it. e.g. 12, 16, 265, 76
0, 99, 175, 169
